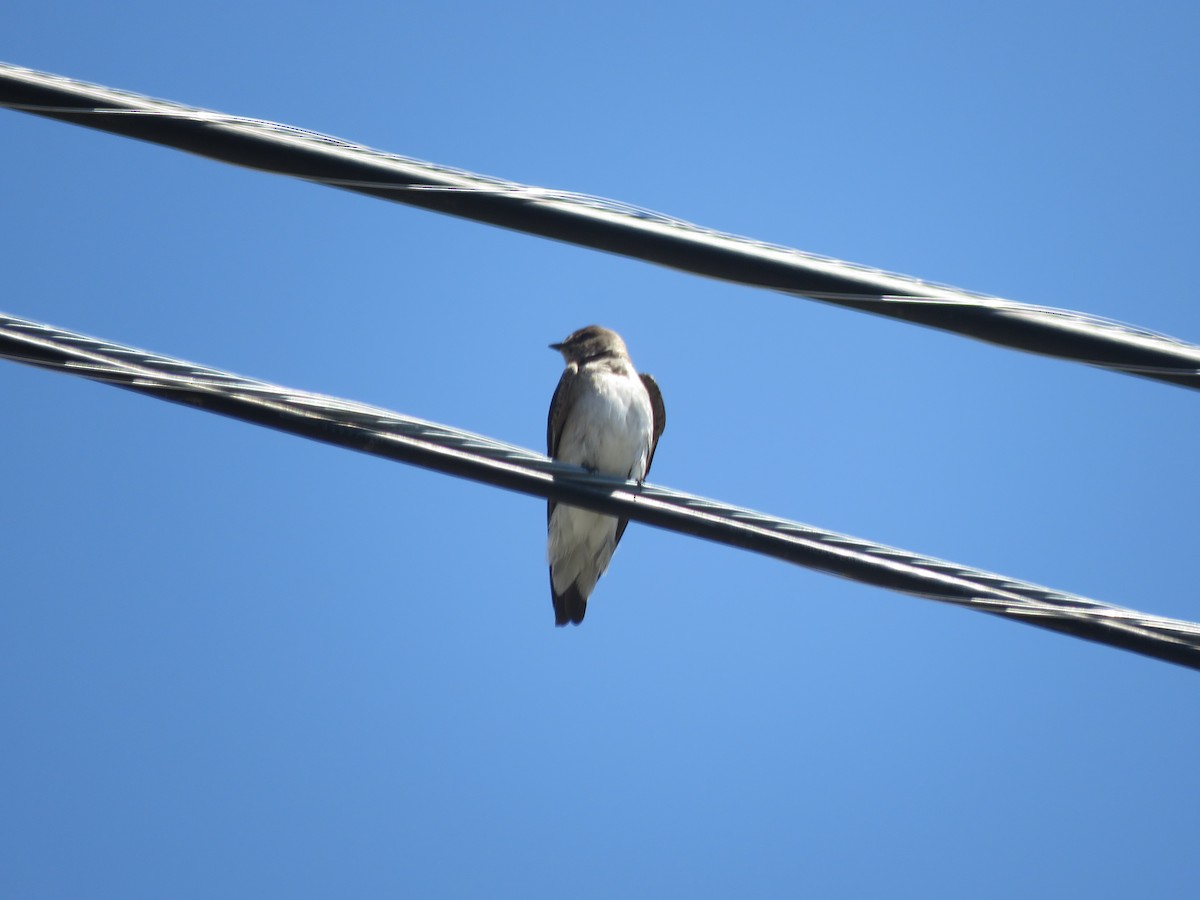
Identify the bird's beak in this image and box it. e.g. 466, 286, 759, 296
548, 342, 564, 352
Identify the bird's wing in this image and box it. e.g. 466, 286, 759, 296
614, 373, 667, 548
547, 363, 590, 625
639, 372, 667, 479
547, 363, 579, 458
546, 363, 579, 524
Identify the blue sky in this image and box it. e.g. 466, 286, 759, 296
3, 3, 1198, 898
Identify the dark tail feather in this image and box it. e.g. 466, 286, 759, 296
551, 579, 587, 627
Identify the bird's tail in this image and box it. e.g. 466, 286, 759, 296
552, 580, 587, 627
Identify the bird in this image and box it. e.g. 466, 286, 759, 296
546, 325, 666, 626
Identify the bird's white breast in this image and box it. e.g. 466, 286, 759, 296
557, 368, 653, 480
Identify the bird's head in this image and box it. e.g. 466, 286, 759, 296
549, 325, 627, 364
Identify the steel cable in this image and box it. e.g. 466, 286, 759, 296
3, 61, 1199, 390
3, 311, 1197, 671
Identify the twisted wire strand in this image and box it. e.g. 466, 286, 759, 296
3, 311, 1197, 670
3, 62, 1199, 389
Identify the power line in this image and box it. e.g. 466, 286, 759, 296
2, 310, 1197, 671
3, 61, 1199, 391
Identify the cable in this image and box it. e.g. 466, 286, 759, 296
2, 310, 1197, 671
2, 61, 1199, 391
